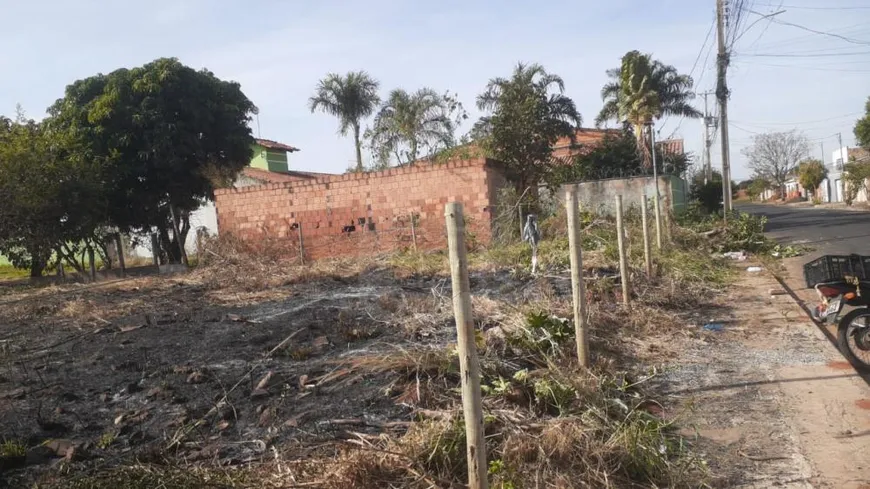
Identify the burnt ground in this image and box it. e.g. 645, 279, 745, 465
0, 265, 595, 486
3, 249, 863, 487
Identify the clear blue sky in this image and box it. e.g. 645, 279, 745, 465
1, 0, 867, 181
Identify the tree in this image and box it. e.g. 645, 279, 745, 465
48, 58, 257, 263
309, 71, 380, 172
742, 130, 810, 200
747, 179, 771, 202
843, 161, 870, 205
366, 88, 466, 166
475, 63, 582, 191
0, 116, 104, 276
854, 96, 870, 148
596, 51, 702, 167
797, 158, 827, 198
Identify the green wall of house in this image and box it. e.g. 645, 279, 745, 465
249, 143, 289, 172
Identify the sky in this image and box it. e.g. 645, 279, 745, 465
1, 0, 868, 181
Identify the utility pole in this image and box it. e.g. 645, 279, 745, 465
716, 0, 733, 216
820, 141, 824, 164
701, 91, 716, 184
837, 132, 845, 167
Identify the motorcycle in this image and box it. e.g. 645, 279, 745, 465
806, 255, 870, 371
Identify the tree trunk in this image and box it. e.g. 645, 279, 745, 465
29, 259, 45, 278
410, 139, 418, 165
635, 123, 652, 169
353, 123, 363, 172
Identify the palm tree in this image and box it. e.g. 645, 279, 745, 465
309, 71, 380, 172
595, 51, 702, 167
475, 63, 581, 189
367, 88, 462, 165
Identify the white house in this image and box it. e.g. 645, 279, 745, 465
132, 138, 325, 259
819, 146, 868, 204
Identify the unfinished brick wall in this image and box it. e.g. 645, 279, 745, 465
214, 158, 508, 260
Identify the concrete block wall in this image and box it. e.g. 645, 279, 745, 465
214, 158, 507, 260
561, 175, 687, 215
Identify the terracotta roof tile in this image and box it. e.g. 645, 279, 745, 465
255, 138, 300, 152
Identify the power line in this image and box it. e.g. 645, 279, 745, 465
745, 8, 870, 45
734, 60, 870, 72
657, 14, 717, 137
732, 112, 863, 126
736, 50, 870, 57
753, 2, 870, 10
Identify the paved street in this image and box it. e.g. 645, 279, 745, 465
738, 203, 870, 262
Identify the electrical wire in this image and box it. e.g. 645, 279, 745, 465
732, 112, 863, 126
734, 60, 870, 72
744, 8, 870, 45
753, 2, 870, 10
737, 51, 870, 57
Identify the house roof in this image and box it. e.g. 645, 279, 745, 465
849, 147, 870, 162
657, 138, 684, 156
255, 138, 300, 152
240, 167, 332, 184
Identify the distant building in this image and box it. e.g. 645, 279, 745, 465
132, 138, 305, 258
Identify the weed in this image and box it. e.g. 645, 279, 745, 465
286, 346, 313, 361
0, 439, 26, 458
97, 431, 116, 450
533, 378, 577, 415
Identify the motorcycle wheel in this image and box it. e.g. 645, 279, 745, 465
836, 308, 870, 372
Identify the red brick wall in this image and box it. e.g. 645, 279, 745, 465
214, 158, 507, 260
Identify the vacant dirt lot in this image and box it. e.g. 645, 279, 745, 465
1, 237, 867, 487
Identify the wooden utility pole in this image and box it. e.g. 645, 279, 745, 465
444, 203, 487, 489
641, 193, 652, 277
615, 196, 630, 306
565, 186, 590, 367
716, 0, 733, 216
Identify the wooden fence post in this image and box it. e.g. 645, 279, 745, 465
518, 204, 524, 241
444, 202, 488, 489
653, 193, 663, 249
115, 234, 126, 278
641, 193, 652, 277
615, 195, 631, 306
297, 223, 305, 265
565, 186, 590, 367
410, 214, 418, 252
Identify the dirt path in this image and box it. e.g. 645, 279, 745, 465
660, 261, 870, 488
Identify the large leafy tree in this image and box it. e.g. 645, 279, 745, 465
366, 88, 466, 166
797, 158, 827, 197
855, 96, 870, 149
0, 116, 104, 276
596, 51, 702, 167
48, 57, 257, 263
309, 71, 380, 172
475, 63, 582, 191
742, 130, 810, 199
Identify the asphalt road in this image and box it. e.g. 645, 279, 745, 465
737, 203, 870, 258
